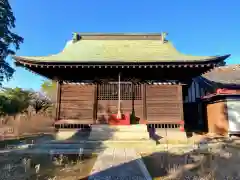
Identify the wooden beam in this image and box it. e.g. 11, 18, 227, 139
55, 80, 62, 121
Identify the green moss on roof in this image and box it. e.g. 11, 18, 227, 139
14, 37, 225, 63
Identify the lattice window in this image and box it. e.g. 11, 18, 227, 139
97, 82, 142, 100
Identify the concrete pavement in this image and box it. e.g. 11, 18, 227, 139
89, 148, 152, 180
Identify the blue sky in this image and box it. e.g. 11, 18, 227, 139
4, 0, 240, 90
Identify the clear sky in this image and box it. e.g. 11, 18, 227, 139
4, 0, 240, 90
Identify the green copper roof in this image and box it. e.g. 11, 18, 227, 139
13, 33, 229, 63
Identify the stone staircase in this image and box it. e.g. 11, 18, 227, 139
88, 124, 150, 141
87, 124, 158, 149
32, 125, 157, 154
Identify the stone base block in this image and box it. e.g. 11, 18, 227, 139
89, 125, 149, 141
55, 129, 79, 141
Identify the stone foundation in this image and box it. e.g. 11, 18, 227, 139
88, 124, 150, 141
55, 124, 150, 142
55, 129, 79, 140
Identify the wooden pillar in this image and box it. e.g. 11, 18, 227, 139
142, 83, 147, 121
178, 85, 184, 121
93, 84, 98, 124
55, 80, 62, 121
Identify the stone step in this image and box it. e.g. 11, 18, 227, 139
88, 132, 149, 140
91, 124, 148, 132
89, 124, 150, 141
100, 140, 158, 149
55, 125, 149, 140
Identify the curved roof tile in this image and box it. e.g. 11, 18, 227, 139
13, 33, 230, 63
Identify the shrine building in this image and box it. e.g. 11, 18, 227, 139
13, 33, 230, 129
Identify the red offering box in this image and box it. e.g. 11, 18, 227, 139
108, 113, 130, 125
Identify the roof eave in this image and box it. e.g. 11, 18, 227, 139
216, 82, 240, 88
199, 76, 240, 89
12, 54, 230, 66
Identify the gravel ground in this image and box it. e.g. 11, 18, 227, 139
0, 151, 97, 180
0, 134, 55, 149
0, 131, 96, 180
142, 141, 240, 180
1, 130, 239, 180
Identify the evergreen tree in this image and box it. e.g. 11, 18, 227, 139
0, 0, 23, 85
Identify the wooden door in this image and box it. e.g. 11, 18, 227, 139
96, 82, 143, 124
146, 85, 183, 124
59, 84, 96, 124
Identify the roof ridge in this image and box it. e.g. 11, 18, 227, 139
69, 32, 170, 41
73, 33, 163, 36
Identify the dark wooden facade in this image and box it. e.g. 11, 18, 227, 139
54, 82, 184, 125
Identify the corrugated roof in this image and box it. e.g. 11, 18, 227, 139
13, 33, 229, 63
202, 65, 240, 85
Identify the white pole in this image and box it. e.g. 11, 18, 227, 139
117, 72, 121, 119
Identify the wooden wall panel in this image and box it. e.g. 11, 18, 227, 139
59, 84, 95, 124
146, 85, 183, 124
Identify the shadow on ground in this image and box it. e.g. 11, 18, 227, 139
89, 141, 240, 180
0, 127, 114, 179
1, 127, 240, 179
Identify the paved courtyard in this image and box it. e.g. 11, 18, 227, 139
89, 148, 151, 180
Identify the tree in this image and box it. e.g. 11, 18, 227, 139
0, 87, 32, 117
30, 92, 52, 114
0, 0, 24, 85
41, 80, 57, 102
0, 93, 8, 116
